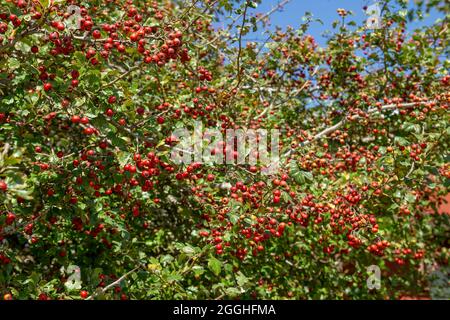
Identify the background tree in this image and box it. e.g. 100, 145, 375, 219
0, 0, 448, 300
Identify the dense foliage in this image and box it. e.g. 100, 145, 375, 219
0, 0, 449, 300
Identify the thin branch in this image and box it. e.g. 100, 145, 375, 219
254, 0, 291, 24
235, 2, 249, 87
98, 65, 140, 92
206, 0, 291, 48
306, 119, 345, 144
305, 101, 433, 146
86, 265, 142, 300
283, 100, 436, 157
405, 162, 415, 179
0, 28, 39, 52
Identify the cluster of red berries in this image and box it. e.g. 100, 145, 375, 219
0, 253, 11, 265
70, 114, 97, 135
367, 240, 390, 256
0, 13, 21, 29
48, 31, 76, 56
175, 162, 203, 181
393, 248, 425, 265
198, 67, 213, 81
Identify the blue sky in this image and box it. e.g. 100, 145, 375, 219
216, 0, 445, 46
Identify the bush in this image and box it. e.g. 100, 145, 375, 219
0, 0, 449, 300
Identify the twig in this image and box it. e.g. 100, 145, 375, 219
405, 162, 415, 179
283, 100, 436, 157
254, 0, 291, 24
98, 65, 140, 91
305, 101, 434, 146
86, 265, 142, 300
235, 2, 249, 87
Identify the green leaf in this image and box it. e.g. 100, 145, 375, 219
167, 273, 183, 282
8, 58, 20, 69
181, 245, 195, 255
229, 212, 239, 224
236, 272, 249, 287
394, 136, 409, 146
290, 161, 314, 184
225, 287, 241, 296
405, 193, 416, 203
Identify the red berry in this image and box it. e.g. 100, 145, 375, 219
157, 116, 165, 124
43, 83, 52, 91
62, 99, 70, 108
6, 212, 15, 225
105, 108, 114, 117
38, 293, 49, 300
3, 293, 13, 300
0, 180, 7, 192
108, 95, 117, 104
71, 70, 80, 79
92, 30, 101, 39
84, 127, 95, 135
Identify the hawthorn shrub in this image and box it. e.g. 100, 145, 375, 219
0, 0, 449, 300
